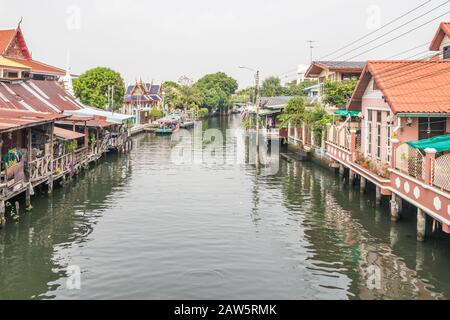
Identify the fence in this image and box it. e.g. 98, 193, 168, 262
395, 143, 425, 181
328, 125, 350, 150
433, 153, 450, 192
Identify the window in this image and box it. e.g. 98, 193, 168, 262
376, 112, 382, 159
4, 71, 18, 78
386, 121, 392, 163
444, 46, 450, 60
367, 110, 373, 156
419, 117, 446, 140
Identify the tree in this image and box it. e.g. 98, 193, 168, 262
163, 78, 202, 112
73, 67, 125, 110
261, 76, 283, 97
322, 80, 357, 108
277, 96, 306, 128
194, 72, 238, 110
282, 80, 318, 96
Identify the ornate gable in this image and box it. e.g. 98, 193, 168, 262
3, 27, 31, 60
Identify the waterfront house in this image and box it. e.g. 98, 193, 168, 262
0, 108, 67, 224
429, 22, 450, 60
305, 61, 365, 103
326, 59, 450, 237
123, 79, 163, 124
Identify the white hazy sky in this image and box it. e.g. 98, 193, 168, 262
0, 0, 449, 88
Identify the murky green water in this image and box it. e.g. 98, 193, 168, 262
0, 115, 449, 300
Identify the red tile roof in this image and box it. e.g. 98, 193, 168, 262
0, 108, 67, 132
0, 29, 17, 55
430, 22, 450, 51
348, 60, 450, 114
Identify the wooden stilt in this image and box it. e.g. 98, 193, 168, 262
349, 170, 355, 186
375, 186, 382, 206
417, 208, 426, 242
25, 188, 32, 211
390, 194, 400, 222
0, 200, 5, 227
360, 176, 366, 193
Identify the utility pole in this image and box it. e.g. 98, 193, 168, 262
255, 70, 260, 167
307, 40, 315, 63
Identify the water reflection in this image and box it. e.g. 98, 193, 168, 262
0, 116, 449, 300
0, 154, 133, 299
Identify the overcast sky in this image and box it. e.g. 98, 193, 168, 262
0, 0, 449, 88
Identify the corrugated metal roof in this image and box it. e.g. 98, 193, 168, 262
54, 127, 85, 141
0, 108, 67, 132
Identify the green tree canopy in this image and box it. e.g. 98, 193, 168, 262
322, 80, 357, 108
261, 76, 283, 97
73, 67, 125, 110
194, 72, 238, 110
277, 96, 306, 128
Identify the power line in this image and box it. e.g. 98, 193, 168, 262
342, 10, 450, 62
318, 0, 433, 60
327, 0, 450, 62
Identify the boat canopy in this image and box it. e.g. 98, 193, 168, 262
63, 107, 134, 124
406, 134, 450, 153
335, 110, 361, 117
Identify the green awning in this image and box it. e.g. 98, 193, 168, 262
406, 134, 450, 153
334, 110, 361, 117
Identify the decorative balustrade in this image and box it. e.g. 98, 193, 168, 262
432, 153, 450, 192
327, 125, 351, 150
395, 143, 425, 181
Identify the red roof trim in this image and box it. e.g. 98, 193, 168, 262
430, 22, 450, 51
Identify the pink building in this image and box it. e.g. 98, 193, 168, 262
326, 23, 450, 241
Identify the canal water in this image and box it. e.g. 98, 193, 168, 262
0, 115, 450, 300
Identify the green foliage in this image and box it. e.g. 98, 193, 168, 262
73, 67, 125, 110
163, 79, 202, 111
282, 80, 318, 96
277, 97, 306, 128
304, 105, 334, 143
232, 86, 255, 104
261, 76, 283, 97
322, 80, 357, 108
66, 140, 77, 154
194, 72, 238, 110
150, 108, 164, 119
198, 108, 209, 117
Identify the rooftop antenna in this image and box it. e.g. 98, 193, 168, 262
18, 17, 23, 28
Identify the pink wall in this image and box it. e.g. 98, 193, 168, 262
398, 118, 419, 143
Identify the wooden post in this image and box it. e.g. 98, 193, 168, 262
25, 187, 32, 211
417, 208, 426, 242
375, 186, 382, 206
360, 176, 367, 193
350, 129, 357, 162
48, 123, 54, 194
84, 121, 88, 148
0, 200, 5, 227
349, 169, 355, 186
390, 193, 400, 222
424, 148, 437, 186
